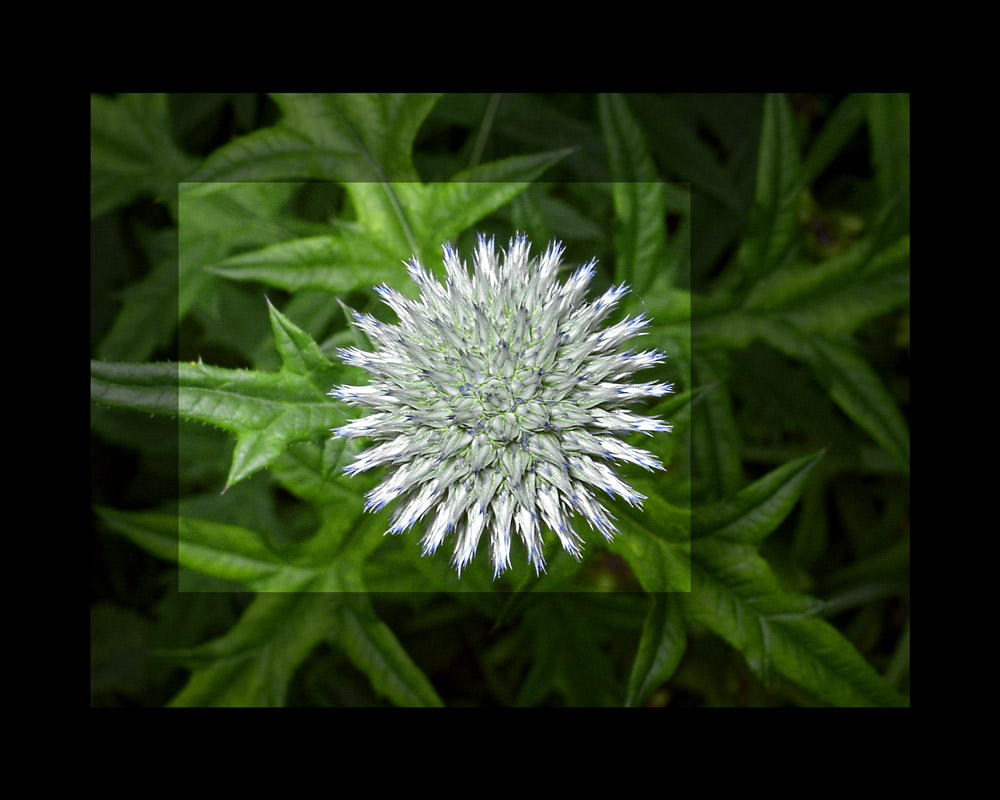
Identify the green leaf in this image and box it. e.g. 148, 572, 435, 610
685, 538, 907, 706
598, 93, 669, 293
91, 301, 346, 489
97, 507, 311, 591
96, 503, 366, 593
416, 148, 575, 254
489, 94, 605, 170
741, 234, 910, 336
690, 355, 743, 498
605, 506, 691, 593
736, 93, 804, 285
342, 181, 424, 260
492, 548, 589, 629
695, 208, 909, 349
824, 538, 910, 592
208, 149, 572, 295
191, 125, 363, 183
699, 311, 910, 474
625, 594, 687, 706
802, 94, 868, 186
166, 584, 441, 707
267, 444, 379, 568
509, 189, 554, 246
207, 227, 407, 294
866, 93, 910, 225
320, 434, 358, 487
761, 327, 909, 473
91, 93, 196, 219
626, 94, 745, 213
696, 450, 825, 545
170, 182, 303, 344
168, 592, 338, 707
96, 506, 179, 566
178, 182, 300, 242
277, 93, 439, 182
331, 594, 445, 707
95, 231, 180, 363
516, 598, 622, 707
193, 93, 441, 183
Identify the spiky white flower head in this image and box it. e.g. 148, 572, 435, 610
331, 234, 672, 578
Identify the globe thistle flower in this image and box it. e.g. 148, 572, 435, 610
332, 234, 672, 578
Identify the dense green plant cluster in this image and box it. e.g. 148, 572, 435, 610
91, 93, 909, 707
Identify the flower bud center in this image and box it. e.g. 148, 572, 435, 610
477, 377, 513, 414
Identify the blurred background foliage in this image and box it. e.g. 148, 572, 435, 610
91, 93, 909, 707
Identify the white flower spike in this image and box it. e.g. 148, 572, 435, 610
332, 234, 672, 578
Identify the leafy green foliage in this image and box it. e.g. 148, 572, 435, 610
92, 93, 909, 707
91, 93, 196, 220
736, 93, 804, 285
598, 93, 669, 293
92, 300, 347, 489
625, 594, 687, 707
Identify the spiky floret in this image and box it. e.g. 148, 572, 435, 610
332, 234, 672, 577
